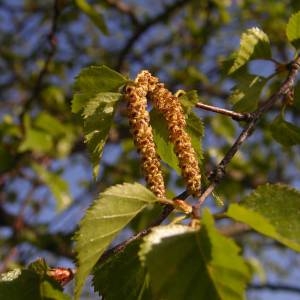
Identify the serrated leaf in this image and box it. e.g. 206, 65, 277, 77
72, 65, 126, 113
270, 114, 300, 147
93, 240, 152, 300
179, 90, 200, 113
0, 268, 70, 300
32, 163, 72, 212
75, 0, 108, 35
227, 183, 300, 251
83, 92, 122, 178
139, 210, 250, 300
229, 27, 271, 74
74, 182, 158, 300
230, 75, 266, 112
286, 11, 300, 50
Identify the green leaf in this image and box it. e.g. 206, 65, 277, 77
139, 210, 250, 300
151, 109, 203, 174
0, 267, 70, 300
18, 115, 53, 154
286, 11, 300, 50
72, 65, 126, 113
34, 112, 67, 137
32, 163, 72, 212
83, 92, 122, 178
93, 240, 152, 300
186, 111, 204, 161
0, 146, 15, 173
227, 183, 300, 251
230, 75, 266, 112
229, 27, 271, 74
74, 182, 158, 300
150, 109, 180, 173
178, 90, 200, 113
270, 114, 300, 146
75, 0, 108, 35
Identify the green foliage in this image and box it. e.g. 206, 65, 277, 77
93, 240, 151, 300
32, 163, 72, 212
74, 183, 158, 300
74, 0, 108, 35
286, 11, 300, 50
139, 210, 250, 300
0, 259, 70, 300
72, 66, 127, 177
229, 27, 271, 74
270, 113, 300, 146
230, 75, 267, 112
227, 184, 300, 251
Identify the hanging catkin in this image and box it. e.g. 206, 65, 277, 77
124, 70, 201, 198
148, 79, 201, 196
124, 72, 166, 199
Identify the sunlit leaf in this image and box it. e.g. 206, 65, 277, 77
227, 183, 300, 252
139, 210, 250, 300
72, 65, 126, 113
286, 11, 300, 50
74, 183, 158, 300
93, 240, 152, 300
229, 27, 271, 74
83, 92, 122, 178
34, 112, 67, 137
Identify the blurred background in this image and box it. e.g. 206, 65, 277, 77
0, 0, 300, 298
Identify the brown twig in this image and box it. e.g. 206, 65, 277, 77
21, 0, 61, 117
196, 54, 300, 210
249, 283, 300, 294
195, 102, 253, 121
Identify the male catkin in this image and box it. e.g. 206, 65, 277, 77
124, 73, 166, 199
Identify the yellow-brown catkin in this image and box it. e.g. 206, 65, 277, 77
149, 80, 201, 196
124, 72, 166, 199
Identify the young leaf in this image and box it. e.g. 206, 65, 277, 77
0, 267, 70, 300
139, 210, 250, 300
75, 0, 108, 35
72, 65, 127, 114
83, 92, 122, 178
229, 27, 271, 74
230, 75, 267, 112
227, 183, 300, 251
32, 163, 72, 212
286, 10, 300, 50
74, 182, 158, 300
270, 114, 300, 146
93, 240, 152, 300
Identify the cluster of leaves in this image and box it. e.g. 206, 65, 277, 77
1, 2, 300, 300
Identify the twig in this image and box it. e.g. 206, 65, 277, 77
249, 283, 300, 294
195, 102, 253, 121
195, 54, 300, 210
104, 0, 139, 25
21, 0, 61, 117
116, 0, 192, 71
